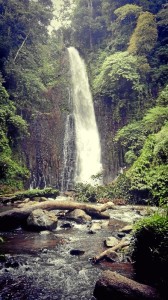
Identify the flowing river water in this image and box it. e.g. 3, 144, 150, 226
0, 201, 150, 300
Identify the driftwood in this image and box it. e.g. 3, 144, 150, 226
0, 200, 114, 230
92, 239, 130, 263
94, 271, 160, 300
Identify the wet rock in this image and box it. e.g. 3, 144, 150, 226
117, 232, 126, 238
5, 257, 20, 269
138, 210, 150, 217
94, 271, 160, 300
119, 225, 133, 233
108, 219, 128, 231
70, 249, 85, 256
88, 222, 102, 234
41, 248, 48, 254
40, 197, 48, 202
27, 209, 58, 231
100, 220, 109, 228
66, 209, 92, 223
104, 237, 119, 247
48, 198, 55, 201
60, 222, 73, 229
39, 230, 51, 235
23, 198, 30, 203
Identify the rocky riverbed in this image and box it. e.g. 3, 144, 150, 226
0, 199, 157, 300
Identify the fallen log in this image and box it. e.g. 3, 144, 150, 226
0, 188, 60, 204
92, 239, 130, 263
0, 200, 114, 230
94, 271, 160, 300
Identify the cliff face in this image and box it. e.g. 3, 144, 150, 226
95, 98, 124, 184
20, 51, 72, 190
22, 88, 65, 189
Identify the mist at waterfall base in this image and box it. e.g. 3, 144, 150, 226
61, 47, 102, 190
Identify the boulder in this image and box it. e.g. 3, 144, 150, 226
65, 209, 91, 223
27, 209, 58, 231
94, 271, 160, 300
119, 225, 133, 233
105, 237, 119, 247
88, 222, 102, 234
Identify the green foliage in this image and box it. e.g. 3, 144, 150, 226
109, 4, 143, 52
157, 85, 168, 106
124, 150, 137, 165
131, 214, 168, 291
143, 106, 168, 132
74, 175, 132, 203
113, 174, 132, 201
70, 0, 107, 51
114, 4, 142, 21
94, 51, 142, 96
128, 12, 158, 56
12, 187, 60, 200
115, 120, 147, 157
93, 51, 147, 123
153, 123, 168, 163
74, 182, 117, 202
127, 131, 168, 204
74, 183, 97, 202
0, 78, 29, 190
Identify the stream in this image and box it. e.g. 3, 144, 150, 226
0, 204, 151, 300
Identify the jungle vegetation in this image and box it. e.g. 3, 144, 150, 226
0, 0, 167, 208
0, 1, 167, 291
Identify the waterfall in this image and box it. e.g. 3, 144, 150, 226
68, 47, 102, 185
61, 113, 75, 191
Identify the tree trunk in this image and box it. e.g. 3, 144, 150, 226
13, 31, 30, 62
94, 271, 160, 300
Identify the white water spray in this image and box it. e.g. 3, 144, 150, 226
68, 47, 102, 184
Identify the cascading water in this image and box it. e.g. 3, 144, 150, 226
68, 47, 102, 185
61, 113, 75, 191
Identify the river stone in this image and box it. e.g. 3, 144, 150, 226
105, 237, 119, 247
88, 222, 102, 233
119, 225, 133, 233
27, 209, 58, 231
65, 209, 91, 223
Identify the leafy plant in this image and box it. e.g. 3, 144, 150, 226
131, 214, 168, 293
74, 183, 97, 202
128, 12, 158, 56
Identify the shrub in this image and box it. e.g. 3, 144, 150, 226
74, 183, 97, 202
131, 214, 168, 295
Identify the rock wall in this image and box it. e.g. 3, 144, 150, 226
94, 97, 125, 184
21, 51, 72, 190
